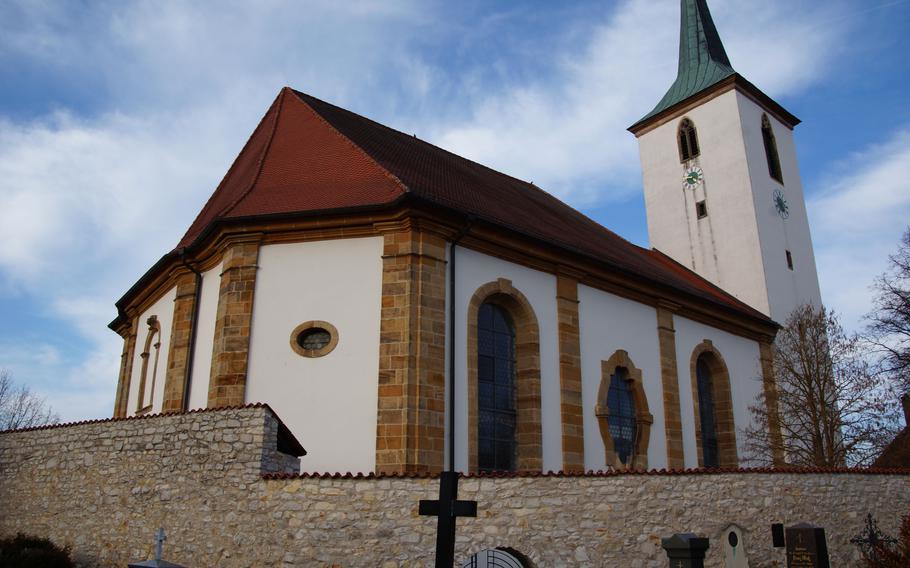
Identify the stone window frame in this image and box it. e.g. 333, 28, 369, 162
136, 315, 161, 415
689, 340, 738, 467
289, 320, 339, 358
595, 350, 653, 470
467, 278, 542, 473
678, 117, 700, 162
761, 113, 784, 185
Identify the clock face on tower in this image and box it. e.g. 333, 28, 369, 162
682, 166, 704, 189
773, 189, 790, 219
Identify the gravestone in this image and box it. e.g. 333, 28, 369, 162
785, 523, 830, 568
722, 524, 749, 568
661, 533, 710, 568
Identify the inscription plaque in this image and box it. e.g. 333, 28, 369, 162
785, 523, 830, 568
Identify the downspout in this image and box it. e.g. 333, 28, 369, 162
448, 217, 474, 472
179, 248, 203, 412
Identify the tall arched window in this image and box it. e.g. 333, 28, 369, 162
762, 114, 783, 184
678, 118, 700, 162
136, 315, 161, 414
477, 302, 516, 472
607, 368, 637, 465
695, 356, 719, 467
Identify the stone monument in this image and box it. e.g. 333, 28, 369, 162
785, 523, 830, 568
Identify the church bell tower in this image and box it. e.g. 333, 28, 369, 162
629, 0, 822, 323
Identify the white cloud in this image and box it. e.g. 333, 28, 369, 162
810, 128, 910, 330
0, 0, 857, 421
426, 0, 846, 204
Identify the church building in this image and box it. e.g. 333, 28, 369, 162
110, 0, 820, 476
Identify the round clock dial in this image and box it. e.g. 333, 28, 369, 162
682, 167, 704, 189
773, 189, 790, 219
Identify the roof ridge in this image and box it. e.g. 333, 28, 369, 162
293, 90, 635, 246
284, 89, 409, 196
176, 92, 284, 249
217, 87, 289, 220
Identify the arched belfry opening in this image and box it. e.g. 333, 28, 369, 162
678, 118, 700, 162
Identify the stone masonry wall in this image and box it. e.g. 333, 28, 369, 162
1, 407, 909, 568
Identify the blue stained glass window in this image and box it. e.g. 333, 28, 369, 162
607, 368, 637, 465
477, 302, 516, 472
696, 357, 719, 467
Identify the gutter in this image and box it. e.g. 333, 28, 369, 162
448, 216, 474, 472
178, 248, 204, 412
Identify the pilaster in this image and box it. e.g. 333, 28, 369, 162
759, 340, 786, 466
208, 238, 261, 408
656, 302, 685, 468
162, 272, 199, 413
375, 224, 448, 474
556, 272, 585, 472
112, 315, 139, 418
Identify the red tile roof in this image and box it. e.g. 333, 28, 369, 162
176, 87, 771, 323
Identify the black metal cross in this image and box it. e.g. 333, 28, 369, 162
419, 471, 478, 568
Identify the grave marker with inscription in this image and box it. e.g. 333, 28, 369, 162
785, 523, 830, 568
661, 533, 710, 568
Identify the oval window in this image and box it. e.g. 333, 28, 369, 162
289, 321, 338, 357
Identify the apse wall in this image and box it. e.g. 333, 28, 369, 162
245, 236, 384, 473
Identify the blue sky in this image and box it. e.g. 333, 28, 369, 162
1, 0, 909, 422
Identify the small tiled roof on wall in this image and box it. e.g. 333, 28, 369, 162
167, 87, 771, 325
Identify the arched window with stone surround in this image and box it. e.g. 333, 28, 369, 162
136, 315, 161, 414
678, 118, 700, 162
467, 278, 542, 473
689, 341, 738, 468
595, 350, 653, 469
762, 114, 783, 184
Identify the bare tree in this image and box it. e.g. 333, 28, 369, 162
867, 227, 910, 393
743, 305, 898, 467
0, 369, 59, 430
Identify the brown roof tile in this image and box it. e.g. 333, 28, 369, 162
173, 87, 771, 323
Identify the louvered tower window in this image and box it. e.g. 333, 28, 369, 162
762, 114, 783, 184
696, 357, 719, 467
607, 367, 637, 465
678, 119, 700, 162
477, 302, 517, 472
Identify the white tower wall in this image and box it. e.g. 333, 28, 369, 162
638, 88, 822, 323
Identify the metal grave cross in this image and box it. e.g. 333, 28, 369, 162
154, 528, 166, 561
419, 471, 478, 568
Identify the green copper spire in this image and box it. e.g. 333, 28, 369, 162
634, 0, 735, 126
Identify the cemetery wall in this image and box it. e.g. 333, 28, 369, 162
1, 406, 909, 568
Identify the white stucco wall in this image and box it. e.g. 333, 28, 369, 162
736, 92, 822, 323
673, 316, 764, 468
452, 247, 560, 472
185, 262, 221, 411
577, 285, 667, 470
126, 286, 177, 417
245, 237, 383, 474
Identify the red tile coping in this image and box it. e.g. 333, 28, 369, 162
262, 466, 910, 480
0, 403, 306, 457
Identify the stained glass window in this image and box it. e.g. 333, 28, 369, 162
297, 328, 331, 350
696, 357, 719, 467
477, 302, 516, 472
607, 368, 637, 465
